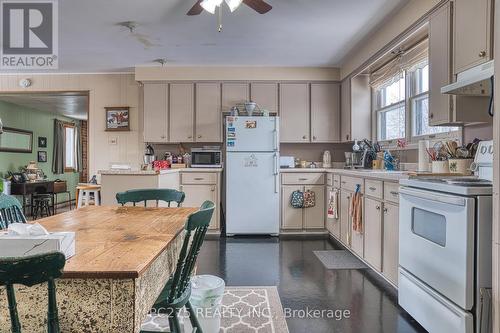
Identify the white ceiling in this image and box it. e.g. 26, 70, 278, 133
0, 93, 89, 120
4, 0, 409, 73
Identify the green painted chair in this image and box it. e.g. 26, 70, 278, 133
0, 251, 66, 333
0, 193, 27, 229
116, 189, 185, 207
141, 200, 215, 333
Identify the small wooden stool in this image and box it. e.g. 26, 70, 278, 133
76, 185, 101, 209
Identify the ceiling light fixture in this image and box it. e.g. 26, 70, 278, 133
225, 0, 243, 12
200, 0, 223, 14
200, 0, 243, 14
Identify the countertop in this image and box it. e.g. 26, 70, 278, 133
99, 167, 223, 175
280, 167, 410, 181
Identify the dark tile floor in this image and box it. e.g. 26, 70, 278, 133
197, 236, 427, 333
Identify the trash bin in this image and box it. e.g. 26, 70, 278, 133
184, 275, 225, 333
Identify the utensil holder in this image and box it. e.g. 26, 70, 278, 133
448, 159, 473, 174
432, 160, 449, 173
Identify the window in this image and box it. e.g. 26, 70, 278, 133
409, 63, 458, 138
375, 74, 406, 141
64, 125, 76, 171
371, 41, 460, 146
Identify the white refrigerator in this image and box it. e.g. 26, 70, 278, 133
225, 116, 280, 235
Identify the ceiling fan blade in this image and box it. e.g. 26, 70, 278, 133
187, 0, 204, 15
242, 0, 272, 14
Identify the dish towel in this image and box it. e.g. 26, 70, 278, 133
327, 188, 339, 219
350, 184, 363, 233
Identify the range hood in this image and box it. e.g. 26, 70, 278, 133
441, 60, 494, 96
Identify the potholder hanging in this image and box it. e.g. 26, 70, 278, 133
290, 190, 304, 208
303, 190, 316, 208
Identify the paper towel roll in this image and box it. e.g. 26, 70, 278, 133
418, 140, 430, 172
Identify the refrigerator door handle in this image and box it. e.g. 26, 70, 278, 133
273, 153, 279, 193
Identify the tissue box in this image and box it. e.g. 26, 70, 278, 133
0, 232, 75, 259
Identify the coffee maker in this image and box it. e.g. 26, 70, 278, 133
143, 143, 155, 165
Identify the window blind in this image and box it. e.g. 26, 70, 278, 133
370, 39, 429, 89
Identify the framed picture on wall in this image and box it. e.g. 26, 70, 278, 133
38, 136, 47, 148
105, 107, 130, 131
37, 151, 47, 163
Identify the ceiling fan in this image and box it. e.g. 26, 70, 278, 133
187, 0, 272, 15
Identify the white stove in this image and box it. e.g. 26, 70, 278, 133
398, 140, 493, 333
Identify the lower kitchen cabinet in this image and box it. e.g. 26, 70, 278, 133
326, 186, 341, 238
382, 202, 399, 285
340, 189, 350, 246
281, 185, 304, 229
281, 183, 325, 230
350, 195, 364, 258
304, 185, 325, 229
180, 172, 221, 230
364, 197, 383, 271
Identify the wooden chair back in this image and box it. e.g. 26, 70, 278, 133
116, 189, 185, 207
0, 251, 66, 333
168, 200, 214, 303
0, 193, 27, 229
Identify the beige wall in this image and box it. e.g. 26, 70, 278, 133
340, 0, 442, 79
0, 74, 141, 178
135, 66, 340, 82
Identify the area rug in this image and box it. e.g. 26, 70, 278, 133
314, 250, 368, 269
140, 286, 289, 333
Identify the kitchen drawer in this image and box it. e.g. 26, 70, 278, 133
282, 173, 325, 185
365, 179, 383, 199
340, 176, 364, 192
384, 182, 400, 203
181, 172, 217, 185
326, 173, 341, 187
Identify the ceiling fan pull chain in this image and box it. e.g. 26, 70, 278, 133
218, 6, 223, 32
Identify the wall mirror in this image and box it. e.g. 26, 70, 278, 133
0, 127, 33, 153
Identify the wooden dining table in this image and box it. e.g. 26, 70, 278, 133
0, 205, 197, 333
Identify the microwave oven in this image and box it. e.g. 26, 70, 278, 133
191, 149, 222, 168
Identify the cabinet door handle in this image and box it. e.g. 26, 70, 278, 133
369, 186, 376, 191
197, 135, 202, 139
188, 135, 193, 139
302, 135, 307, 140
390, 191, 398, 196
429, 113, 434, 119
479, 50, 487, 58
194, 177, 204, 180
211, 186, 215, 192
376, 205, 380, 210
313, 136, 317, 140
161, 135, 166, 139
298, 178, 308, 181
383, 207, 388, 213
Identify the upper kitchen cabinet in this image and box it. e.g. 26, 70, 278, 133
143, 83, 168, 143
340, 79, 351, 142
428, 1, 454, 126
222, 83, 249, 111
311, 83, 340, 142
453, 0, 493, 75
169, 83, 195, 143
196, 83, 222, 142
429, 1, 492, 125
280, 83, 310, 142
340, 75, 371, 142
250, 82, 279, 113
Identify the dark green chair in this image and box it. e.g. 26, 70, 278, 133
0, 251, 66, 333
0, 193, 27, 229
141, 201, 215, 333
116, 189, 185, 207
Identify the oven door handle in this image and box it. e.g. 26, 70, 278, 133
399, 187, 466, 206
